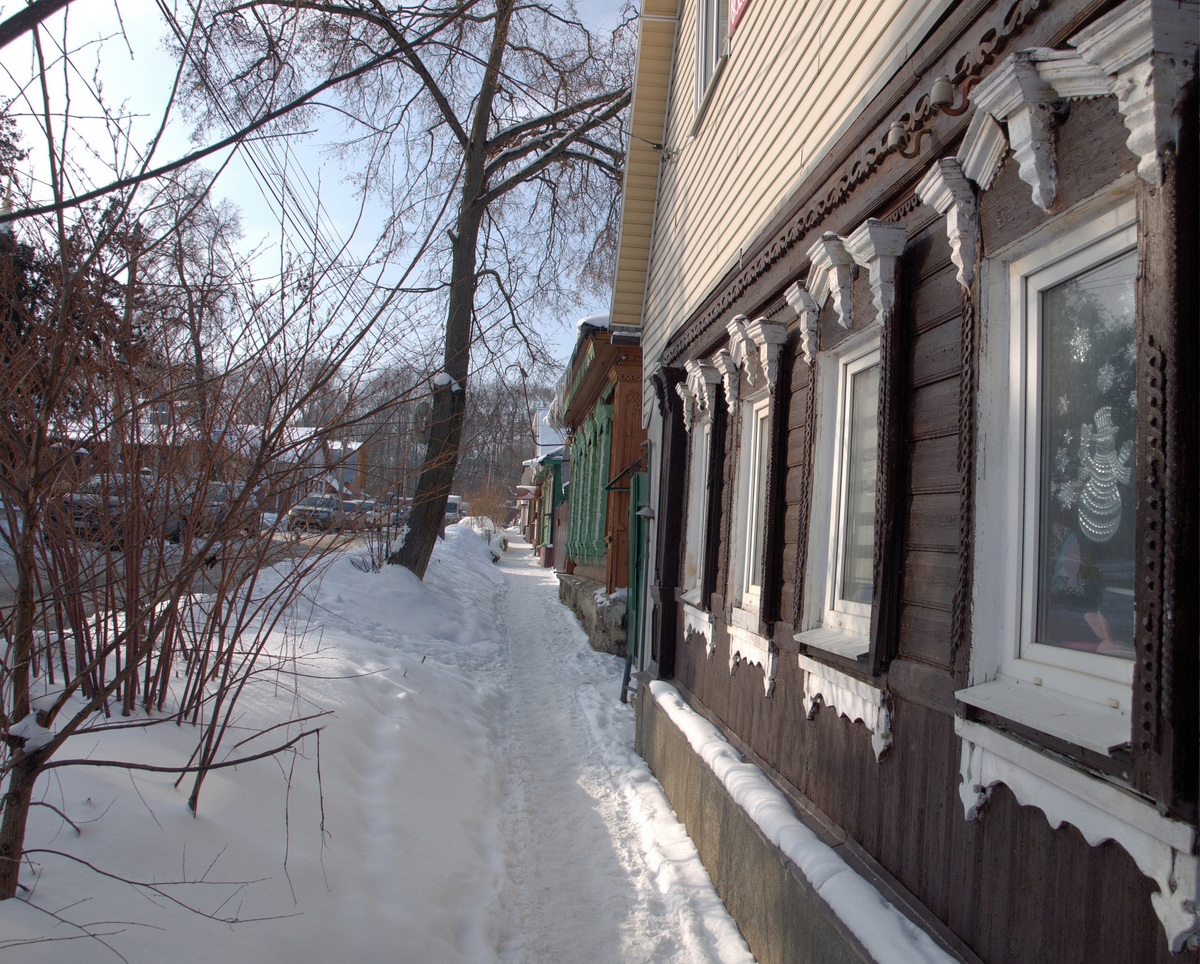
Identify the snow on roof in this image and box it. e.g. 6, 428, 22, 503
575, 313, 609, 331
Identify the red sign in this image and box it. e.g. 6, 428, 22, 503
729, 0, 753, 35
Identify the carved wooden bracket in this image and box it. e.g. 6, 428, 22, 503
725, 313, 788, 392
726, 315, 757, 384
784, 281, 821, 366
916, 158, 978, 291
1071, 0, 1199, 187
744, 316, 789, 391
957, 110, 1008, 190
957, 718, 1199, 952
806, 232, 856, 329
971, 51, 1060, 210
712, 348, 740, 413
953, 0, 1198, 204
677, 358, 722, 433
845, 219, 909, 321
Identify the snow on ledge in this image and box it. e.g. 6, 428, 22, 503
647, 680, 958, 964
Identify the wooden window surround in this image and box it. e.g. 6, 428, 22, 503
793, 221, 908, 674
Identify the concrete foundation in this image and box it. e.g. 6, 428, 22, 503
557, 572, 627, 658
635, 683, 877, 964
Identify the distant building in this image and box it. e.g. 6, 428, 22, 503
550, 316, 647, 656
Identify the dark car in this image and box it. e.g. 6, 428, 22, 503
59, 472, 176, 547
168, 482, 255, 543
287, 495, 346, 532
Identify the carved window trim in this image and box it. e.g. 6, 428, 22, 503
953, 0, 1198, 213
678, 360, 721, 605
716, 314, 788, 686
798, 330, 881, 661
795, 220, 907, 669
967, 186, 1138, 753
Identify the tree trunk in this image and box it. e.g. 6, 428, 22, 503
0, 754, 38, 898
389, 0, 514, 580
388, 214, 479, 578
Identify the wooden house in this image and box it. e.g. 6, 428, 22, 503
550, 317, 648, 654
616, 0, 1198, 961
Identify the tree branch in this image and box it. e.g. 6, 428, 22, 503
0, 47, 403, 224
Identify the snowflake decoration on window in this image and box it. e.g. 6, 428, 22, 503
1054, 447, 1071, 474
1057, 395, 1070, 415
1128, 389, 1137, 412
1069, 327, 1091, 362
1123, 340, 1137, 364
1055, 481, 1080, 509
1097, 363, 1116, 393
1061, 428, 1074, 447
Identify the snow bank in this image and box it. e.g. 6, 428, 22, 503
648, 680, 958, 964
2, 531, 512, 964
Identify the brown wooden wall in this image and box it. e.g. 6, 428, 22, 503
668, 96, 1190, 963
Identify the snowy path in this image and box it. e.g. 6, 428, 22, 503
490, 537, 753, 964
0, 526, 753, 964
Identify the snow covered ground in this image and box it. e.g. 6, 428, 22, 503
0, 525, 754, 963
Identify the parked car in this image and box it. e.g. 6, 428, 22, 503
352, 499, 387, 530
168, 481, 255, 543
444, 495, 469, 525
58, 473, 176, 547
287, 495, 346, 532
341, 499, 363, 530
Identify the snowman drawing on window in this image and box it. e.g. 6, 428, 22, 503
1077, 406, 1133, 544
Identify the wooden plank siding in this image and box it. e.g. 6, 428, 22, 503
640, 0, 957, 412
668, 145, 1186, 960
897, 220, 960, 669
673, 619, 1184, 964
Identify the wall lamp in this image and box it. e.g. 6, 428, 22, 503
887, 74, 979, 157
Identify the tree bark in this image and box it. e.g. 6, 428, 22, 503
0, 753, 38, 898
390, 0, 514, 579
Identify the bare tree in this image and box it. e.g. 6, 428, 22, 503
0, 17, 441, 901
185, 0, 634, 578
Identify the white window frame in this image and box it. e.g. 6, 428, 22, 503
681, 419, 713, 606
738, 395, 772, 613
824, 343, 880, 637
692, 0, 729, 134
797, 329, 880, 658
966, 184, 1137, 754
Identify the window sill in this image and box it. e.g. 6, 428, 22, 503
795, 625, 869, 661
955, 677, 1128, 757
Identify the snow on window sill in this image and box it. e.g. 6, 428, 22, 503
794, 625, 869, 661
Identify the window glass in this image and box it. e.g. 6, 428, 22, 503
840, 362, 878, 602
746, 405, 770, 590
840, 363, 879, 605
697, 0, 728, 95
1036, 250, 1137, 660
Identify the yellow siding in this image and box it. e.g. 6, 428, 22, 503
636, 0, 953, 419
